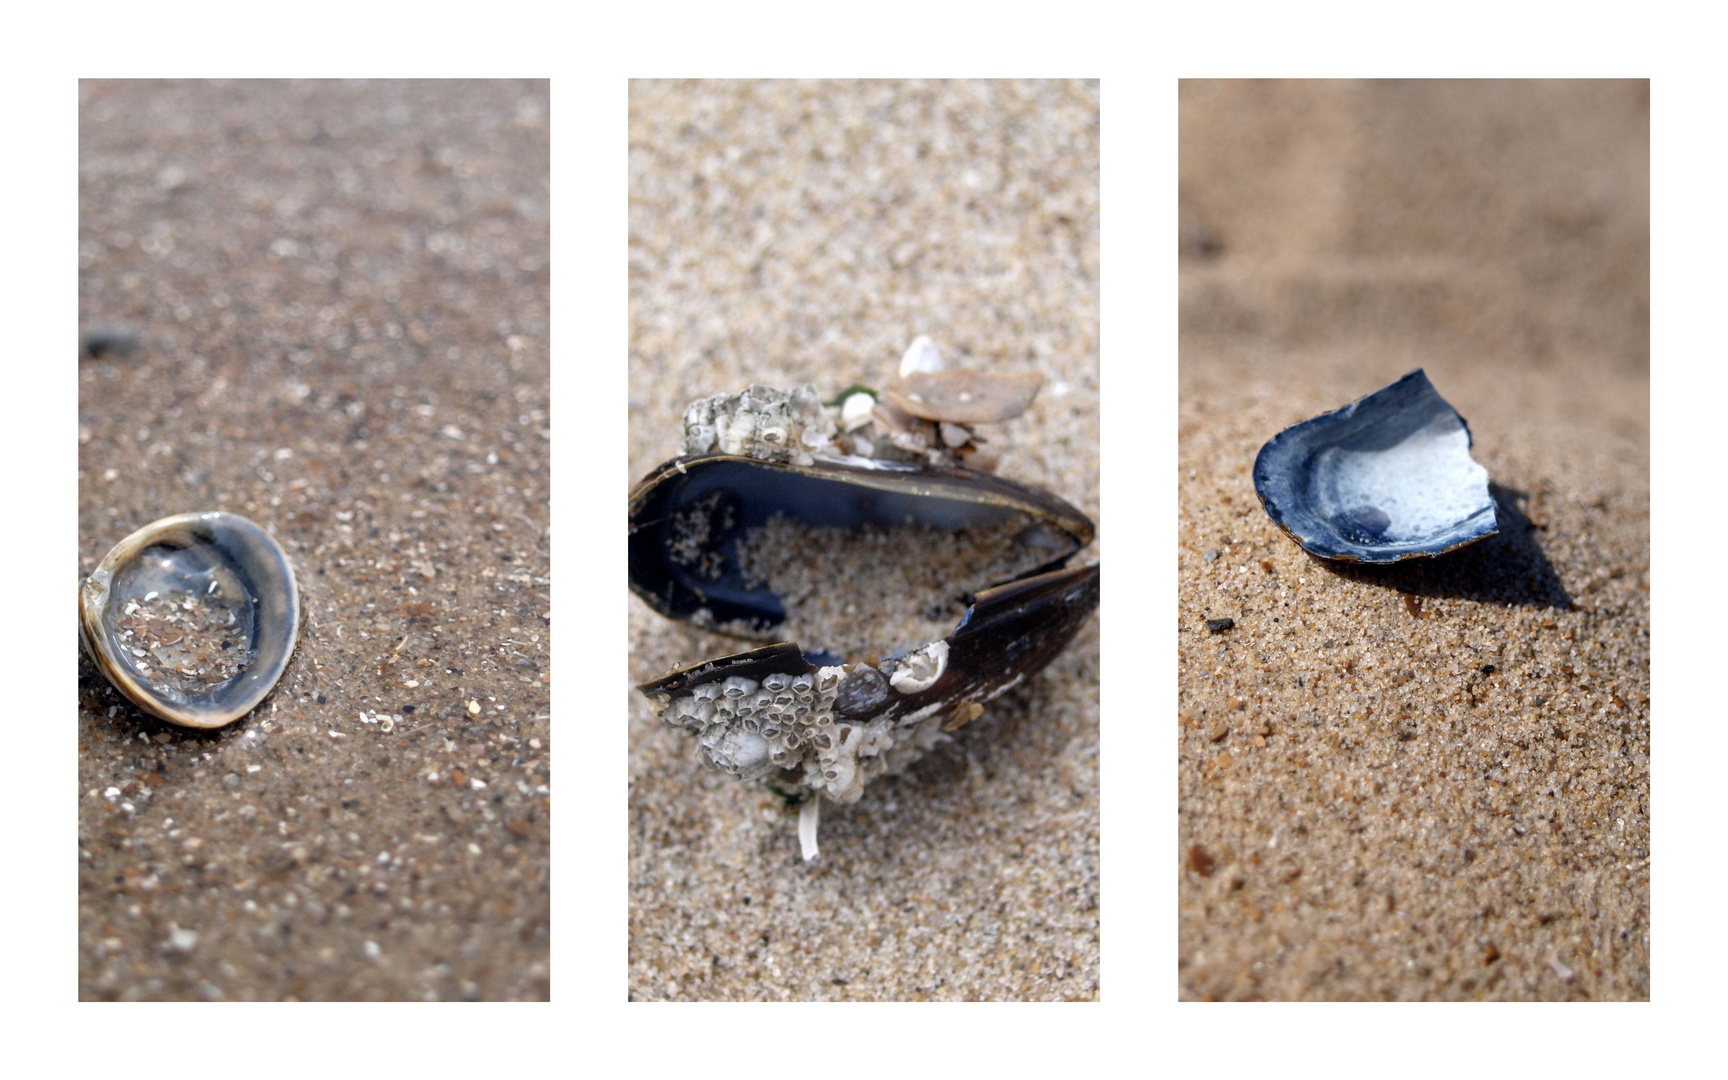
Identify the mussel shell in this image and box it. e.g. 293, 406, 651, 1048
1252, 369, 1498, 563
79, 512, 300, 729
638, 562, 1100, 729
627, 452, 1095, 638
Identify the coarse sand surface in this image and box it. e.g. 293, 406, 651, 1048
78, 79, 550, 1001
1178, 80, 1648, 1000
628, 79, 1100, 1000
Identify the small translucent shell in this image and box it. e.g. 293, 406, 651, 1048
79, 512, 300, 729
1252, 369, 1498, 563
882, 370, 1044, 424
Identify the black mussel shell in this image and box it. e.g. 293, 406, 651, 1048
627, 452, 1094, 641
637, 564, 1100, 800
1253, 369, 1498, 563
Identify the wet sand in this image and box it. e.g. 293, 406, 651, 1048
628, 80, 1101, 1000
78, 79, 550, 1000
1178, 80, 1649, 999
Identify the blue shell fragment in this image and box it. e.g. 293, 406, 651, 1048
1252, 369, 1498, 563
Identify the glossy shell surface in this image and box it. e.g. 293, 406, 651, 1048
80, 512, 300, 729
1253, 369, 1497, 563
628, 452, 1094, 640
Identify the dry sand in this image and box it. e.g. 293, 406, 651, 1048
78, 80, 550, 1000
1178, 80, 1648, 1000
628, 80, 1100, 1000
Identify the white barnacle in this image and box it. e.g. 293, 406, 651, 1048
839, 391, 876, 432
889, 640, 949, 694
722, 675, 757, 699
708, 727, 771, 779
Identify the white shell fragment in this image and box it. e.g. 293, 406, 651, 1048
798, 796, 822, 861
899, 334, 945, 376
1253, 369, 1498, 563
889, 640, 949, 694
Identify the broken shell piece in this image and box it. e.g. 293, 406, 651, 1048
889, 640, 948, 693
939, 421, 972, 448
883, 370, 1044, 425
899, 334, 945, 376
79, 512, 300, 729
1252, 369, 1498, 563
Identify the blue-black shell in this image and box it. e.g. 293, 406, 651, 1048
1252, 369, 1498, 563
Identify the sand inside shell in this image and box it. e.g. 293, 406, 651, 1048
731, 512, 1056, 659
113, 586, 254, 693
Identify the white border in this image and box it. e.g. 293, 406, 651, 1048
0, 2, 1715, 1076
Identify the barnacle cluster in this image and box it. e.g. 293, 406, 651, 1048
682, 383, 836, 466
648, 643, 954, 804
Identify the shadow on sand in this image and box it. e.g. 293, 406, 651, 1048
1315, 482, 1572, 611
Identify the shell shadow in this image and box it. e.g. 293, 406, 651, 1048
1311, 482, 1572, 611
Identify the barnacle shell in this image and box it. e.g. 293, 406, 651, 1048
1253, 369, 1498, 563
638, 564, 1099, 806
79, 512, 299, 729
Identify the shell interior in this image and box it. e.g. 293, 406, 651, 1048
1253, 369, 1498, 563
80, 512, 299, 729
628, 453, 1093, 655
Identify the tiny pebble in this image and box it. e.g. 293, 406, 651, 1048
1187, 844, 1216, 877
1206, 617, 1235, 633
1203, 549, 1220, 563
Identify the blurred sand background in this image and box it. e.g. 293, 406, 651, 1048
628, 80, 1100, 1000
79, 80, 550, 1000
1178, 80, 1648, 1000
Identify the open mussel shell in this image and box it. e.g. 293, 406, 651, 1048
627, 452, 1094, 641
1252, 369, 1498, 563
79, 512, 300, 729
637, 563, 1100, 803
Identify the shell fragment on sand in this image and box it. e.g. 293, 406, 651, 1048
1252, 369, 1498, 563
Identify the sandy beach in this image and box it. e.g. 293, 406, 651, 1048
1178, 80, 1649, 1000
78, 79, 550, 1000
628, 80, 1101, 1000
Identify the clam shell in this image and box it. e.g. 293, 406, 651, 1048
79, 512, 300, 729
1252, 369, 1498, 563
